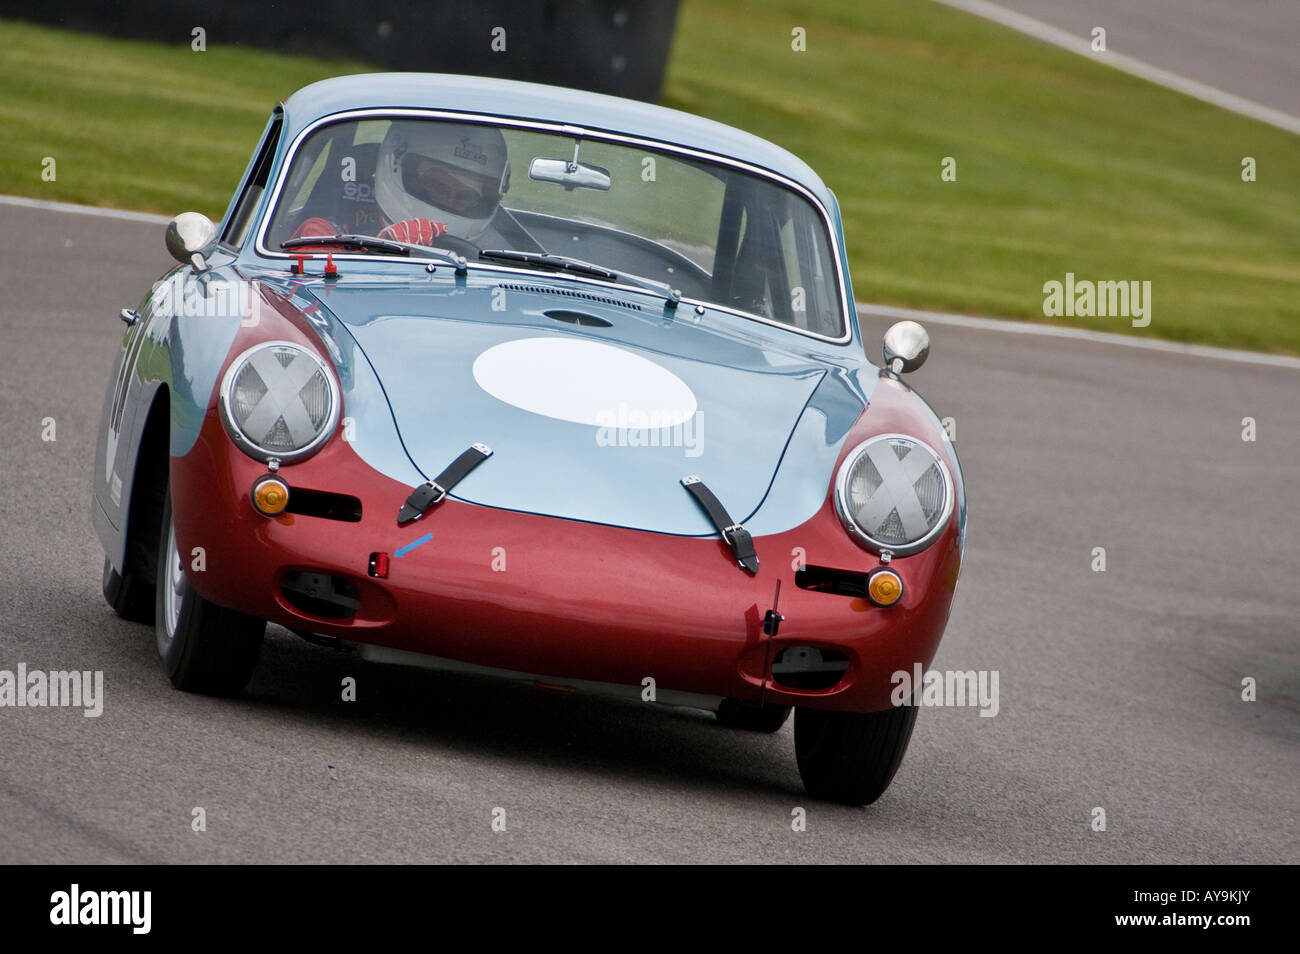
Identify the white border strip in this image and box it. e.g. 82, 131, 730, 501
930, 0, 1300, 136
0, 194, 170, 225
857, 302, 1300, 370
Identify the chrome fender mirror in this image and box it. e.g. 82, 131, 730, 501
165, 212, 218, 272
882, 320, 930, 374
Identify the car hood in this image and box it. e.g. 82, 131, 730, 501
307, 279, 828, 535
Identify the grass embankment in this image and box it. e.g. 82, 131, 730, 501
2, 8, 1296, 352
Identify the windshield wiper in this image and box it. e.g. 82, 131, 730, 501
283, 233, 410, 255
479, 249, 615, 279
606, 270, 683, 308
282, 234, 468, 273
479, 249, 682, 308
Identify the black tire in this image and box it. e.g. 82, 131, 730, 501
715, 698, 792, 733
154, 489, 264, 695
794, 703, 919, 805
102, 556, 154, 624
102, 450, 167, 624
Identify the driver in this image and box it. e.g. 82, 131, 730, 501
373, 120, 511, 247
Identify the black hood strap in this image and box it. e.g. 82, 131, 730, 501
398, 442, 493, 525
681, 475, 759, 575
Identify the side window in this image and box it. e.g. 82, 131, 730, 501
221, 112, 284, 248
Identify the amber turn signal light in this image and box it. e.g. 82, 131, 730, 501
867, 568, 903, 607
251, 475, 290, 515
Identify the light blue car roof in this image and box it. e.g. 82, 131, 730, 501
280, 72, 836, 207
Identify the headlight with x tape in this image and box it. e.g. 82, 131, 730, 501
834, 433, 953, 556
218, 341, 340, 463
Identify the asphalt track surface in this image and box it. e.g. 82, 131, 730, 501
0, 202, 1296, 864
966, 0, 1300, 118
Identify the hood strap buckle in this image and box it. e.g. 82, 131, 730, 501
681, 475, 759, 575
398, 442, 493, 525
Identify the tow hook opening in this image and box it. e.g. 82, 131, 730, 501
280, 570, 361, 621
770, 645, 849, 691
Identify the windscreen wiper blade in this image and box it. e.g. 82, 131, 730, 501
282, 234, 468, 272
479, 249, 615, 279
479, 249, 681, 307
603, 269, 683, 307
282, 234, 410, 255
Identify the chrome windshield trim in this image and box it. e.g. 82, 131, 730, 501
252, 107, 854, 346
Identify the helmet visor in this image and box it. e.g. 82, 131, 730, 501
401, 153, 500, 219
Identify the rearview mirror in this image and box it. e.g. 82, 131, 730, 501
528, 157, 612, 192
165, 212, 218, 271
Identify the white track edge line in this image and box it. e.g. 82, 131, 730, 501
3, 193, 1293, 369
0, 194, 171, 224
857, 303, 1300, 370
930, 0, 1300, 136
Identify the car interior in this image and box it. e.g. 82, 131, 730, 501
262, 121, 842, 338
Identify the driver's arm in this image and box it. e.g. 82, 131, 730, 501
378, 219, 447, 245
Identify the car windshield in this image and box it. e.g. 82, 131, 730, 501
262, 116, 846, 339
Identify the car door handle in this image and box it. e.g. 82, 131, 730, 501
119, 308, 139, 326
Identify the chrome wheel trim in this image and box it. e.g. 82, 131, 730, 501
162, 518, 184, 640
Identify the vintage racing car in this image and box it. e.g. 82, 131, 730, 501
93, 74, 966, 804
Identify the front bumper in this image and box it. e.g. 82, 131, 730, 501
172, 412, 962, 713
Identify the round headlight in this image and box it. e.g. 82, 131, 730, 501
219, 341, 340, 463
834, 434, 953, 555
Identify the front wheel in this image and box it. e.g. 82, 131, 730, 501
794, 703, 919, 805
155, 490, 264, 695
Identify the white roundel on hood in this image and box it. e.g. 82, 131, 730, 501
472, 337, 698, 429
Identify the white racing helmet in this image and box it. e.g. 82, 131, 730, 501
375, 120, 510, 241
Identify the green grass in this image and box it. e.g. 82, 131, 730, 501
2, 8, 1297, 353
663, 1, 1300, 353
0, 19, 373, 216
